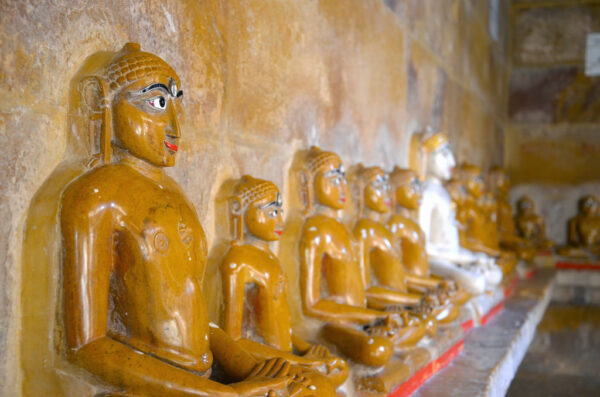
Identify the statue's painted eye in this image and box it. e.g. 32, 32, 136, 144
148, 96, 167, 110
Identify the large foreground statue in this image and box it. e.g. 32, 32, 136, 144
60, 43, 325, 396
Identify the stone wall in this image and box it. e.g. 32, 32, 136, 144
507, 0, 600, 184
0, 1, 509, 395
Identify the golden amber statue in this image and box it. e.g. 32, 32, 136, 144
297, 146, 426, 368
60, 43, 322, 397
452, 163, 519, 276
452, 164, 498, 256
557, 195, 600, 259
299, 147, 448, 378
351, 165, 458, 325
220, 175, 348, 388
387, 167, 470, 307
515, 196, 554, 250
486, 167, 536, 261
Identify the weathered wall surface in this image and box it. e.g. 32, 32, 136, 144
507, 0, 600, 184
0, 1, 509, 395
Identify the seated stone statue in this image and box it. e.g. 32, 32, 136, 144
452, 164, 496, 255
453, 164, 518, 277
557, 195, 600, 259
417, 132, 500, 294
514, 196, 554, 250
387, 167, 470, 308
486, 167, 536, 263
60, 43, 323, 397
220, 175, 348, 388
351, 164, 457, 325
298, 146, 428, 367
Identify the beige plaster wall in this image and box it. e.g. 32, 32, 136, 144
0, 1, 509, 395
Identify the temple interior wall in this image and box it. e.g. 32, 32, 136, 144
506, 0, 600, 185
1, 0, 515, 395
506, 0, 600, 244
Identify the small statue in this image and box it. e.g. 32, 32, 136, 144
220, 175, 348, 388
387, 167, 470, 307
486, 167, 536, 261
514, 196, 554, 250
60, 43, 320, 396
417, 132, 500, 294
557, 195, 600, 259
351, 165, 458, 325
453, 163, 518, 276
452, 163, 498, 256
298, 146, 424, 367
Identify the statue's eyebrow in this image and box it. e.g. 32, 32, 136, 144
140, 83, 170, 94
259, 200, 280, 209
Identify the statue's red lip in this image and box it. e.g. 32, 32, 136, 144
164, 141, 178, 152
275, 230, 283, 236
340, 197, 347, 203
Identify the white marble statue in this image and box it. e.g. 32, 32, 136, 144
417, 132, 502, 294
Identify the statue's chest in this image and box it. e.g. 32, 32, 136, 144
120, 193, 203, 267
317, 224, 352, 261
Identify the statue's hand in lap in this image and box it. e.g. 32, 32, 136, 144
232, 357, 316, 397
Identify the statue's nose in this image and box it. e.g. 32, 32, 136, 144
167, 102, 181, 138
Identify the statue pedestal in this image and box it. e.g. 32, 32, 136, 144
552, 261, 600, 305
407, 269, 554, 397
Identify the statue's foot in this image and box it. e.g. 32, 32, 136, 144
429, 260, 486, 295
434, 302, 460, 324
322, 323, 393, 367
482, 263, 503, 288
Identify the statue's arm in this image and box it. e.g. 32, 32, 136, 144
60, 194, 237, 397
299, 234, 382, 324
538, 217, 547, 239
221, 253, 246, 341
365, 286, 422, 308
404, 274, 441, 289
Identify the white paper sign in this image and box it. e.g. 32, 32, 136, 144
489, 0, 499, 42
585, 33, 600, 76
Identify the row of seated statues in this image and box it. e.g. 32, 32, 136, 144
33, 43, 579, 396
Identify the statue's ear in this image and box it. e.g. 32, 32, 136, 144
229, 197, 244, 243
299, 170, 312, 215
79, 76, 111, 164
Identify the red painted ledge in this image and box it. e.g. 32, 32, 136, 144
481, 301, 504, 326
556, 261, 600, 271
388, 339, 465, 397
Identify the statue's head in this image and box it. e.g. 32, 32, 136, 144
455, 163, 484, 199
230, 176, 283, 242
578, 195, 599, 216
355, 165, 392, 215
389, 166, 421, 210
422, 132, 455, 181
445, 178, 467, 205
487, 166, 509, 194
81, 43, 182, 167
516, 196, 535, 215
300, 146, 347, 213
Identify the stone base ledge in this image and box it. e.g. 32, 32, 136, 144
406, 269, 555, 397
